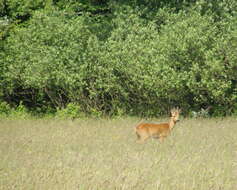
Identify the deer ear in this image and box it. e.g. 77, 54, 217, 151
170, 108, 174, 114
170, 109, 173, 116
175, 107, 181, 113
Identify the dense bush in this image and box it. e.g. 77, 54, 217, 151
3, 10, 93, 108
155, 10, 237, 115
0, 1, 237, 117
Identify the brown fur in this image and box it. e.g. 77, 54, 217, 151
135, 108, 181, 143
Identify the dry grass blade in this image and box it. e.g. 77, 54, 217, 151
0, 117, 236, 190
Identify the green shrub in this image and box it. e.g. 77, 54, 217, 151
0, 101, 30, 119
10, 101, 30, 119
0, 101, 11, 116
1, 5, 237, 117
2, 0, 50, 21
4, 10, 94, 108
55, 103, 84, 119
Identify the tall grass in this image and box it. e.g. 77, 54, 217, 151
0, 117, 236, 189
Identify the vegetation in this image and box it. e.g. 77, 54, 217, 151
1, 0, 237, 117
0, 118, 236, 189
1, 2, 236, 189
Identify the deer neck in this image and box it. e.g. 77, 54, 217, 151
169, 117, 176, 130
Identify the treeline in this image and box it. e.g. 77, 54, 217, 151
0, 0, 237, 117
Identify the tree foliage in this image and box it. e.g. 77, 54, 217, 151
0, 0, 237, 117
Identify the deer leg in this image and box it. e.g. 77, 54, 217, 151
138, 136, 149, 143
136, 132, 142, 143
136, 132, 149, 143
159, 135, 167, 143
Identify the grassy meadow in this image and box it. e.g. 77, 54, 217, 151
0, 117, 237, 190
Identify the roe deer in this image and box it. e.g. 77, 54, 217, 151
135, 108, 181, 143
